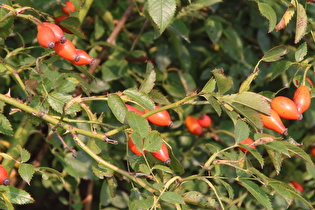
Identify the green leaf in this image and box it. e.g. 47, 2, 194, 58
238, 70, 259, 94
261, 45, 289, 62
295, 3, 307, 44
168, 19, 190, 43
18, 163, 35, 185
143, 131, 162, 152
148, 0, 176, 34
139, 164, 151, 175
264, 141, 290, 157
130, 132, 144, 155
201, 78, 216, 94
206, 95, 222, 116
160, 192, 185, 204
182, 191, 216, 208
101, 59, 128, 82
248, 147, 265, 168
108, 94, 127, 124
234, 120, 249, 143
0, 113, 13, 136
268, 181, 292, 206
17, 146, 31, 163
223, 27, 244, 61
231, 103, 263, 131
257, 2, 277, 33
0, 8, 14, 40
205, 17, 222, 44
271, 61, 294, 80
151, 165, 173, 173
124, 88, 155, 110
127, 112, 150, 139
47, 92, 81, 115
269, 180, 314, 209
56, 77, 79, 94
0, 185, 34, 205
64, 152, 95, 179
169, 147, 184, 174
129, 193, 154, 210
212, 68, 233, 94
266, 147, 283, 175
239, 180, 272, 210
94, 16, 105, 40
232, 92, 270, 115
216, 179, 234, 200
139, 62, 156, 94
36, 167, 65, 185
149, 89, 170, 105
179, 71, 196, 94
59, 17, 86, 39
282, 141, 314, 166
295, 42, 307, 62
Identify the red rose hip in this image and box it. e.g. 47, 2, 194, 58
271, 96, 302, 120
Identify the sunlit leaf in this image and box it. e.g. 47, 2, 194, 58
0, 113, 13, 136
295, 42, 307, 62
239, 180, 272, 210
261, 45, 289, 62
257, 2, 277, 33
212, 68, 233, 95
108, 94, 127, 124
160, 192, 185, 204
148, 0, 176, 33
18, 163, 35, 185
0, 186, 34, 205
139, 62, 156, 94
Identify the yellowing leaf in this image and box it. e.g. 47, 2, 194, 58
275, 5, 295, 31
295, 3, 307, 44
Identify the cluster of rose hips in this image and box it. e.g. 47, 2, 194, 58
185, 115, 212, 136
259, 84, 311, 135
184, 115, 257, 153
36, 1, 94, 66
126, 105, 172, 165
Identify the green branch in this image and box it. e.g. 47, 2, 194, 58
0, 93, 117, 144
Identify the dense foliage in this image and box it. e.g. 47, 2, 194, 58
0, 0, 315, 209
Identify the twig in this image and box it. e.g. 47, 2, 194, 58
53, 130, 77, 158
0, 93, 118, 144
83, 181, 94, 210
